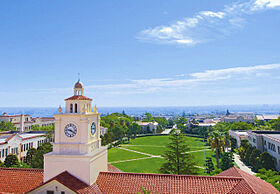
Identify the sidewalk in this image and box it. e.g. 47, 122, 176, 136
233, 153, 255, 175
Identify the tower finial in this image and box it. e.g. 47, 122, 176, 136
94, 104, 98, 113
78, 73, 80, 81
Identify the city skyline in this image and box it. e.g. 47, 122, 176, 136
0, 0, 280, 107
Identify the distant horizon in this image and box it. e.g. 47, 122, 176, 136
1, 104, 280, 108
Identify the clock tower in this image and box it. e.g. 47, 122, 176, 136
44, 80, 107, 185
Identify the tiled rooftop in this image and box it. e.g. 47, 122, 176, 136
0, 168, 44, 194
1, 166, 278, 194
65, 95, 92, 101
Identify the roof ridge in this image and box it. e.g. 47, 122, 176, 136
226, 179, 256, 194
99, 171, 244, 180
0, 167, 44, 172
233, 167, 261, 194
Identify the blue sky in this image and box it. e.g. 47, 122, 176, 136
0, 0, 280, 107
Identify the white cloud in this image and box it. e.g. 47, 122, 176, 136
29, 64, 280, 96
83, 63, 280, 94
253, 0, 280, 10
200, 11, 225, 19
138, 0, 280, 45
191, 64, 280, 80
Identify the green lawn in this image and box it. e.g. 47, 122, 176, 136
108, 135, 216, 175
112, 157, 165, 174
108, 147, 147, 162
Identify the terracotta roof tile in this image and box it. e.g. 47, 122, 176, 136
1, 166, 278, 194
0, 168, 43, 194
217, 166, 279, 193
96, 172, 246, 194
65, 95, 92, 101
107, 164, 122, 173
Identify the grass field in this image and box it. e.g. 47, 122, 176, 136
108, 135, 217, 175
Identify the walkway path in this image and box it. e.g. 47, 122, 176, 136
233, 153, 255, 175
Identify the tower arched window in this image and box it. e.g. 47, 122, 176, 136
70, 104, 73, 113
75, 103, 78, 113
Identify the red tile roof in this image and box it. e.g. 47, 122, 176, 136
29, 171, 100, 193
65, 95, 92, 101
1, 166, 278, 194
107, 164, 122, 173
0, 168, 43, 194
217, 166, 279, 193
96, 172, 251, 194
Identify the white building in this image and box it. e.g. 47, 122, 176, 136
229, 130, 248, 148
221, 115, 254, 123
0, 131, 49, 163
248, 131, 280, 170
256, 115, 280, 122
0, 113, 54, 132
136, 121, 158, 133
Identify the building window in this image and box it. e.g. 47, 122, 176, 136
61, 192, 65, 194
75, 103, 78, 113
46, 191, 54, 194
5, 148, 8, 157
70, 104, 73, 113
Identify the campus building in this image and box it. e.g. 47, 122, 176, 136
136, 121, 158, 133
248, 131, 280, 170
221, 114, 254, 123
0, 81, 278, 194
0, 131, 50, 163
256, 114, 280, 122
0, 113, 54, 132
229, 130, 248, 148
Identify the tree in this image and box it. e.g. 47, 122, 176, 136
130, 122, 141, 139
249, 148, 261, 171
0, 121, 16, 131
143, 113, 154, 122
207, 131, 224, 168
224, 133, 231, 152
212, 122, 230, 133
11, 162, 32, 168
221, 152, 234, 171
230, 137, 237, 151
32, 143, 53, 168
259, 152, 275, 170
160, 131, 197, 175
0, 160, 5, 167
270, 117, 280, 130
229, 122, 253, 131
205, 157, 215, 174
244, 146, 254, 164
4, 154, 19, 167
26, 148, 38, 166
256, 168, 280, 191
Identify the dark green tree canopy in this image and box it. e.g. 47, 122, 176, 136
4, 154, 19, 167
160, 131, 197, 175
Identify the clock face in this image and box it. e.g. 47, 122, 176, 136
91, 122, 96, 135
64, 123, 77, 138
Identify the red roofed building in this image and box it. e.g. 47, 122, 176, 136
0, 81, 278, 194
0, 165, 278, 194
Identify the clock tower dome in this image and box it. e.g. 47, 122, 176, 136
44, 80, 107, 185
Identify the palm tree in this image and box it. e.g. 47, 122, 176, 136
223, 133, 231, 152
207, 130, 225, 168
